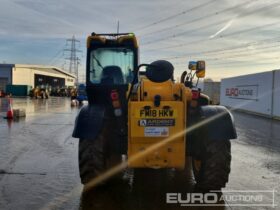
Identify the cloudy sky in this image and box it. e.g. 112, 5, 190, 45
0, 0, 280, 81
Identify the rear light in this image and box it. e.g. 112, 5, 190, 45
110, 90, 119, 100
111, 89, 121, 110
192, 90, 200, 100
112, 100, 121, 108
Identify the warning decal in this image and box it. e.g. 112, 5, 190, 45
144, 127, 169, 137
139, 119, 175, 127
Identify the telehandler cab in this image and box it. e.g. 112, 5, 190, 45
73, 33, 236, 190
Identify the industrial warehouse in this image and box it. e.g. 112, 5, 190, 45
0, 64, 76, 95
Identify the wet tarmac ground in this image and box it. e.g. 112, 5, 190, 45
0, 97, 279, 210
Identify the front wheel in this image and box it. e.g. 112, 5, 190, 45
192, 139, 231, 191
78, 125, 122, 185
79, 138, 106, 185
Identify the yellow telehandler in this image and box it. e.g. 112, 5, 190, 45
73, 33, 236, 190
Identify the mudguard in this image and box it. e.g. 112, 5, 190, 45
199, 105, 237, 140
72, 105, 105, 139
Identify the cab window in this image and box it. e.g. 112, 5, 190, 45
89, 48, 134, 85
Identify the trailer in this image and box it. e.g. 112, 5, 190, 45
220, 70, 280, 119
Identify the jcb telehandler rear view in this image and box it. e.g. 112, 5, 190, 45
73, 33, 236, 190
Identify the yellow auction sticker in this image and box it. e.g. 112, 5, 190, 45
135, 109, 177, 118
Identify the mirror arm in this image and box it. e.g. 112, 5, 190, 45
196, 78, 200, 87
180, 71, 187, 83
127, 64, 151, 101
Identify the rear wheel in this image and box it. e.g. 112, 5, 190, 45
78, 123, 122, 185
192, 139, 231, 191
79, 138, 105, 185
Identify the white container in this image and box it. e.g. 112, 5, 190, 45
272, 70, 280, 118
220, 71, 274, 116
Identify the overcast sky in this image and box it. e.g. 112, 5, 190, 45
0, 0, 280, 81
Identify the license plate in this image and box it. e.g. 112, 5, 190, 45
136, 109, 177, 118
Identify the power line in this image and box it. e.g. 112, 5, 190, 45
143, 20, 280, 57
50, 51, 64, 66
47, 42, 67, 66
207, 49, 280, 61
51, 55, 65, 68
144, 38, 280, 68
134, 0, 218, 32
157, 37, 280, 61
208, 60, 280, 67
174, 60, 280, 71
192, 38, 280, 57
141, 17, 232, 45
139, 0, 258, 38
172, 49, 280, 66
141, 2, 280, 47
48, 50, 63, 65
137, 1, 280, 70
203, 43, 280, 59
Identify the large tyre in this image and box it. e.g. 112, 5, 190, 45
78, 121, 122, 185
79, 138, 105, 185
192, 139, 231, 191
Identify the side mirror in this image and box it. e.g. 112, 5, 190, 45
196, 60, 206, 78
188, 61, 197, 71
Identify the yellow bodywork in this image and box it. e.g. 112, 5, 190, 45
87, 33, 138, 48
128, 79, 192, 169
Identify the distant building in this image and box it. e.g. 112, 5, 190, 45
0, 64, 76, 91
203, 80, 221, 105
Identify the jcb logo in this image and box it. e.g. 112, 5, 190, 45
140, 109, 174, 117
